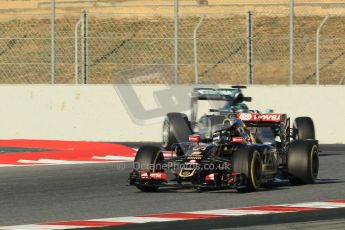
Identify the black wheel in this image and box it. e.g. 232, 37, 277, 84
293, 117, 315, 140
288, 140, 319, 185
134, 146, 164, 192
232, 147, 263, 192
162, 113, 192, 150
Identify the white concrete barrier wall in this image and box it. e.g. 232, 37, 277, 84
0, 85, 344, 144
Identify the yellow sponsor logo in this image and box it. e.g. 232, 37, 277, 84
179, 169, 196, 178
187, 156, 202, 160
191, 151, 202, 155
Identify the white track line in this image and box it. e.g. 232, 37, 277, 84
17, 159, 105, 165
281, 201, 345, 209
2, 200, 344, 230
92, 217, 184, 223
0, 225, 86, 230
188, 209, 280, 216
92, 156, 134, 161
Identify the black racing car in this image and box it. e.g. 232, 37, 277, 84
162, 86, 254, 150
129, 113, 319, 192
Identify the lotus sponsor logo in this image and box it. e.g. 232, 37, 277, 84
238, 113, 281, 122
257, 114, 281, 122
180, 170, 193, 177
187, 156, 203, 160
191, 150, 202, 155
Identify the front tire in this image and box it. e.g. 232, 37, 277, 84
162, 113, 193, 150
288, 140, 319, 185
133, 146, 164, 192
232, 147, 263, 192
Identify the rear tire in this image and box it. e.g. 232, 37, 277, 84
162, 113, 193, 150
293, 117, 315, 140
232, 147, 263, 192
134, 146, 164, 192
288, 140, 319, 185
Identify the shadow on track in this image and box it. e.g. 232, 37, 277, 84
314, 178, 344, 184
319, 153, 344, 157
139, 178, 344, 193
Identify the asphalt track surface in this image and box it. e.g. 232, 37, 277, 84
0, 144, 344, 227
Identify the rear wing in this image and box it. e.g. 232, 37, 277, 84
238, 112, 291, 145
190, 87, 252, 122
192, 87, 252, 102
237, 113, 284, 124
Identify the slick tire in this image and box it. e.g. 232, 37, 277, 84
293, 117, 315, 140
288, 140, 319, 185
162, 113, 193, 150
134, 146, 164, 192
232, 147, 263, 192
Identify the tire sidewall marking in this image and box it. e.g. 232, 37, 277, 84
309, 145, 318, 180
250, 151, 261, 189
